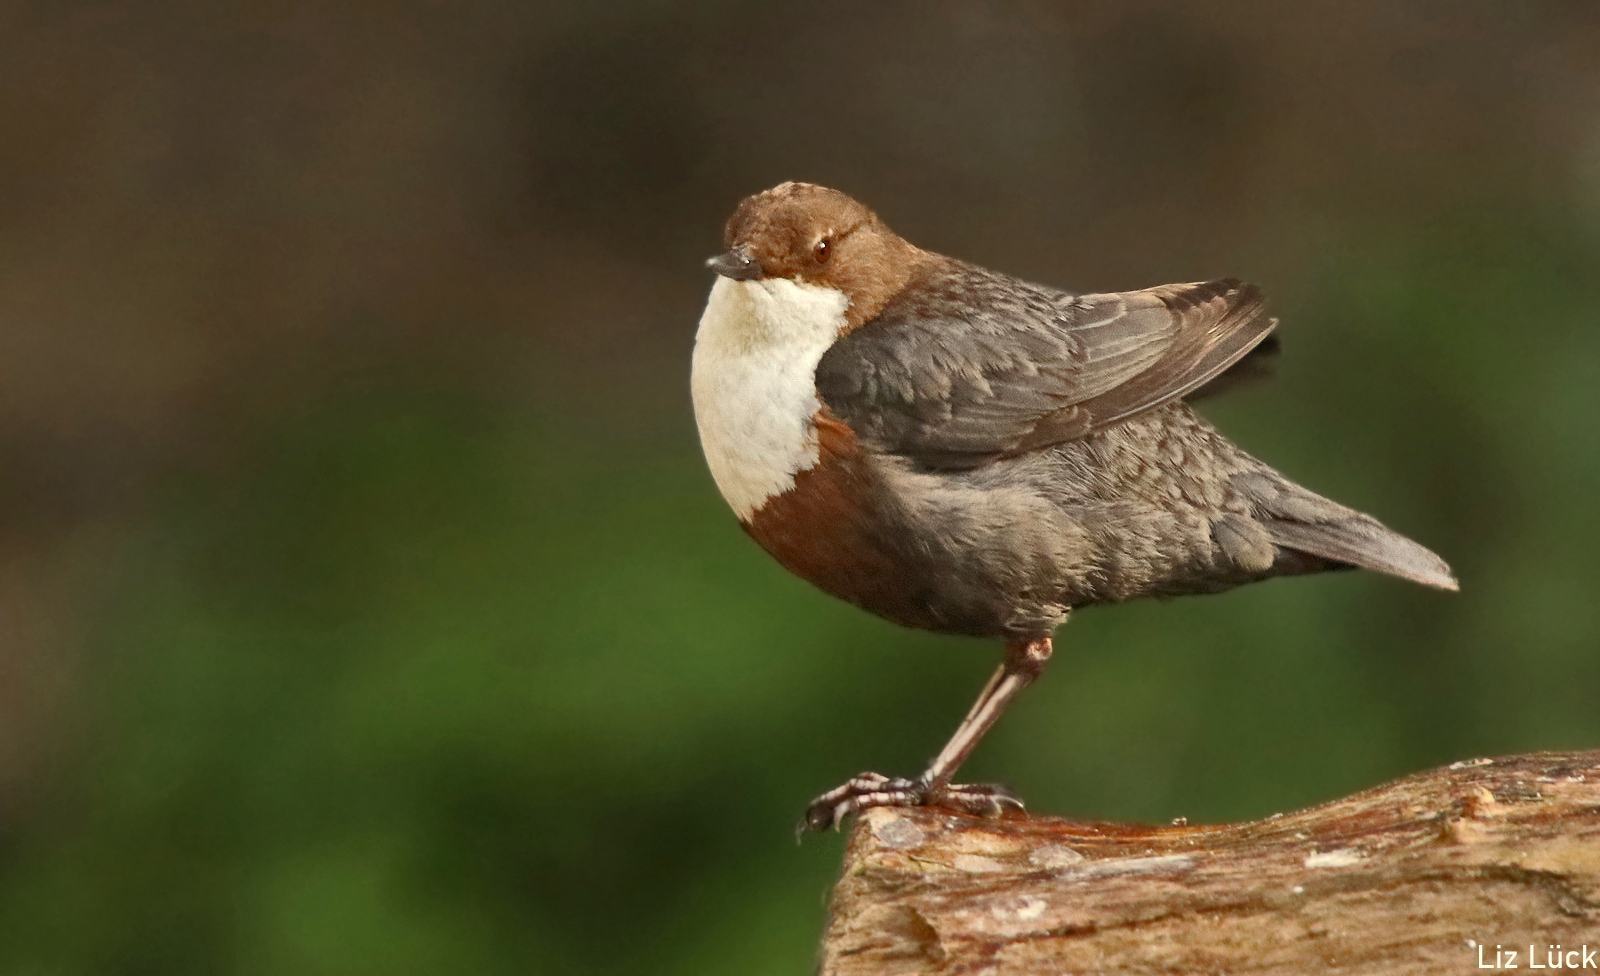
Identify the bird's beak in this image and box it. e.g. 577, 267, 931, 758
707, 245, 763, 281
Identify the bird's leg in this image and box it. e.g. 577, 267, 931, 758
921, 635, 1052, 793
800, 636, 1054, 833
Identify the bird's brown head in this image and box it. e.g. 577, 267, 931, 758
708, 183, 921, 327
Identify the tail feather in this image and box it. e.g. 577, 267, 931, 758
1263, 516, 1458, 591
1237, 471, 1458, 591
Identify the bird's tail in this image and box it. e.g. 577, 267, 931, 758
1236, 470, 1458, 591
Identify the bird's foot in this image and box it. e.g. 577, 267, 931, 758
798, 772, 1024, 834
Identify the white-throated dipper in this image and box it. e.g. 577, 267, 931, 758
690, 182, 1456, 833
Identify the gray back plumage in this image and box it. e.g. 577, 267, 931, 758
814, 262, 1456, 611
816, 266, 1275, 469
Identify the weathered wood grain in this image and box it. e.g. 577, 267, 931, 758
820, 751, 1600, 974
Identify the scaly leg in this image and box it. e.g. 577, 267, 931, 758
800, 636, 1054, 833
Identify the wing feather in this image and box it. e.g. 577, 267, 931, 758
815, 268, 1275, 469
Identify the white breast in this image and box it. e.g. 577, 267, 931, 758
691, 276, 850, 520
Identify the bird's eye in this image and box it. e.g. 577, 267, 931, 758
814, 237, 832, 263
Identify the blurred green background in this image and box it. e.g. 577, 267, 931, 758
2, 1, 1599, 972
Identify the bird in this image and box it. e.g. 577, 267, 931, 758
689, 181, 1456, 833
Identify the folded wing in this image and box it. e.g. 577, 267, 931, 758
815, 269, 1276, 469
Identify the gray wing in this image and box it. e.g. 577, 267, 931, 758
815, 269, 1275, 469
1187, 331, 1280, 401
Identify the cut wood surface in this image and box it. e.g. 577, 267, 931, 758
819, 751, 1600, 975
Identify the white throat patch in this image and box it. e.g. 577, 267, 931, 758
691, 276, 850, 520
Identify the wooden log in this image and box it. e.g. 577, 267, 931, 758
819, 751, 1600, 975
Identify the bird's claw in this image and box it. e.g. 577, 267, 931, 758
798, 772, 1024, 835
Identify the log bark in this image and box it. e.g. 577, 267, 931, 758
819, 751, 1600, 975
